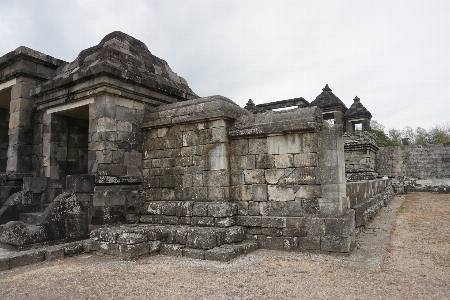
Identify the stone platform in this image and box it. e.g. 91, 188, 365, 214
90, 224, 258, 261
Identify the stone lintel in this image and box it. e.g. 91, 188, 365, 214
34, 77, 182, 111
142, 95, 248, 129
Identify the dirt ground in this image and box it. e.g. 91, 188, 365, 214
0, 193, 449, 300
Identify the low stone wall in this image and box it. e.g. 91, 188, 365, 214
346, 179, 394, 227
376, 143, 450, 193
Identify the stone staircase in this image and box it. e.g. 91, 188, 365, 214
0, 190, 88, 247
90, 224, 258, 261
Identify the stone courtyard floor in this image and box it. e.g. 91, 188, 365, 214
0, 193, 449, 299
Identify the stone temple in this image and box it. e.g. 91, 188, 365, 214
0, 31, 396, 261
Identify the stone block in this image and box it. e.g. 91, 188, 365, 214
229, 139, 249, 156
324, 209, 355, 237
284, 237, 298, 250
186, 228, 217, 249
160, 243, 184, 257
260, 201, 288, 216
244, 169, 265, 184
208, 203, 236, 217
235, 201, 249, 215
279, 167, 316, 185
261, 216, 286, 228
183, 248, 206, 260
192, 203, 209, 217
235, 216, 262, 227
230, 170, 244, 185
267, 134, 302, 155
297, 236, 321, 250
118, 242, 151, 259
9, 251, 45, 269
261, 227, 282, 236
248, 138, 267, 154
117, 232, 148, 245
316, 166, 345, 185
252, 184, 268, 201
208, 187, 229, 201
204, 170, 229, 187
207, 143, 228, 170
294, 185, 322, 199
216, 226, 246, 245
258, 235, 284, 250
265, 169, 284, 184
305, 218, 325, 236
116, 106, 135, 123
294, 153, 317, 167
268, 185, 295, 201
45, 248, 65, 261
23, 177, 49, 193
320, 235, 355, 252
64, 243, 84, 255
255, 154, 275, 169
248, 202, 260, 215
301, 198, 320, 215
274, 154, 294, 168
215, 217, 235, 227
0, 257, 10, 271
191, 217, 215, 226
205, 246, 238, 262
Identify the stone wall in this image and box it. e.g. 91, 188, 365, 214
346, 179, 394, 227
376, 143, 450, 192
344, 131, 378, 181
140, 96, 356, 253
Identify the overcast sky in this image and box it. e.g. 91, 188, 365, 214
1, 0, 449, 131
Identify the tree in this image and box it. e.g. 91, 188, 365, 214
388, 128, 402, 144
415, 127, 429, 144
372, 129, 401, 146
401, 126, 415, 144
428, 123, 450, 143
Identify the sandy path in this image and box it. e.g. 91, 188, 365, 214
0, 193, 449, 300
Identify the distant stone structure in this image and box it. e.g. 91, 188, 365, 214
0, 32, 398, 261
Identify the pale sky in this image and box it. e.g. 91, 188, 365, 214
1, 0, 449, 132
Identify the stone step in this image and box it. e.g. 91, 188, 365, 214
160, 240, 259, 262
19, 212, 43, 225
90, 224, 252, 260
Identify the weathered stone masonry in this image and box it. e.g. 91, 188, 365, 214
0, 31, 397, 262
139, 96, 354, 253
377, 143, 450, 193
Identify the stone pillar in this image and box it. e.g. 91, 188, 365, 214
89, 95, 144, 177
317, 129, 348, 217
6, 78, 36, 174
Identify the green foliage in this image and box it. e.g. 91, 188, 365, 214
372, 129, 401, 147
370, 120, 450, 146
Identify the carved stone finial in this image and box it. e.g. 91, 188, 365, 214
322, 84, 332, 92
354, 96, 360, 102
244, 99, 256, 112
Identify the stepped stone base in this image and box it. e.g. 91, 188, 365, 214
90, 224, 258, 261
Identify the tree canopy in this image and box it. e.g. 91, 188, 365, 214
370, 120, 450, 147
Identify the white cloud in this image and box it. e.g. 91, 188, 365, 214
0, 0, 449, 131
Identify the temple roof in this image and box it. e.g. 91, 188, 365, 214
309, 84, 348, 113
344, 96, 372, 119
36, 31, 198, 99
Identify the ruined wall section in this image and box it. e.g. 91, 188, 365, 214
140, 96, 246, 227
141, 99, 356, 253
228, 109, 353, 252
346, 179, 394, 228
344, 131, 378, 181
376, 143, 450, 192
